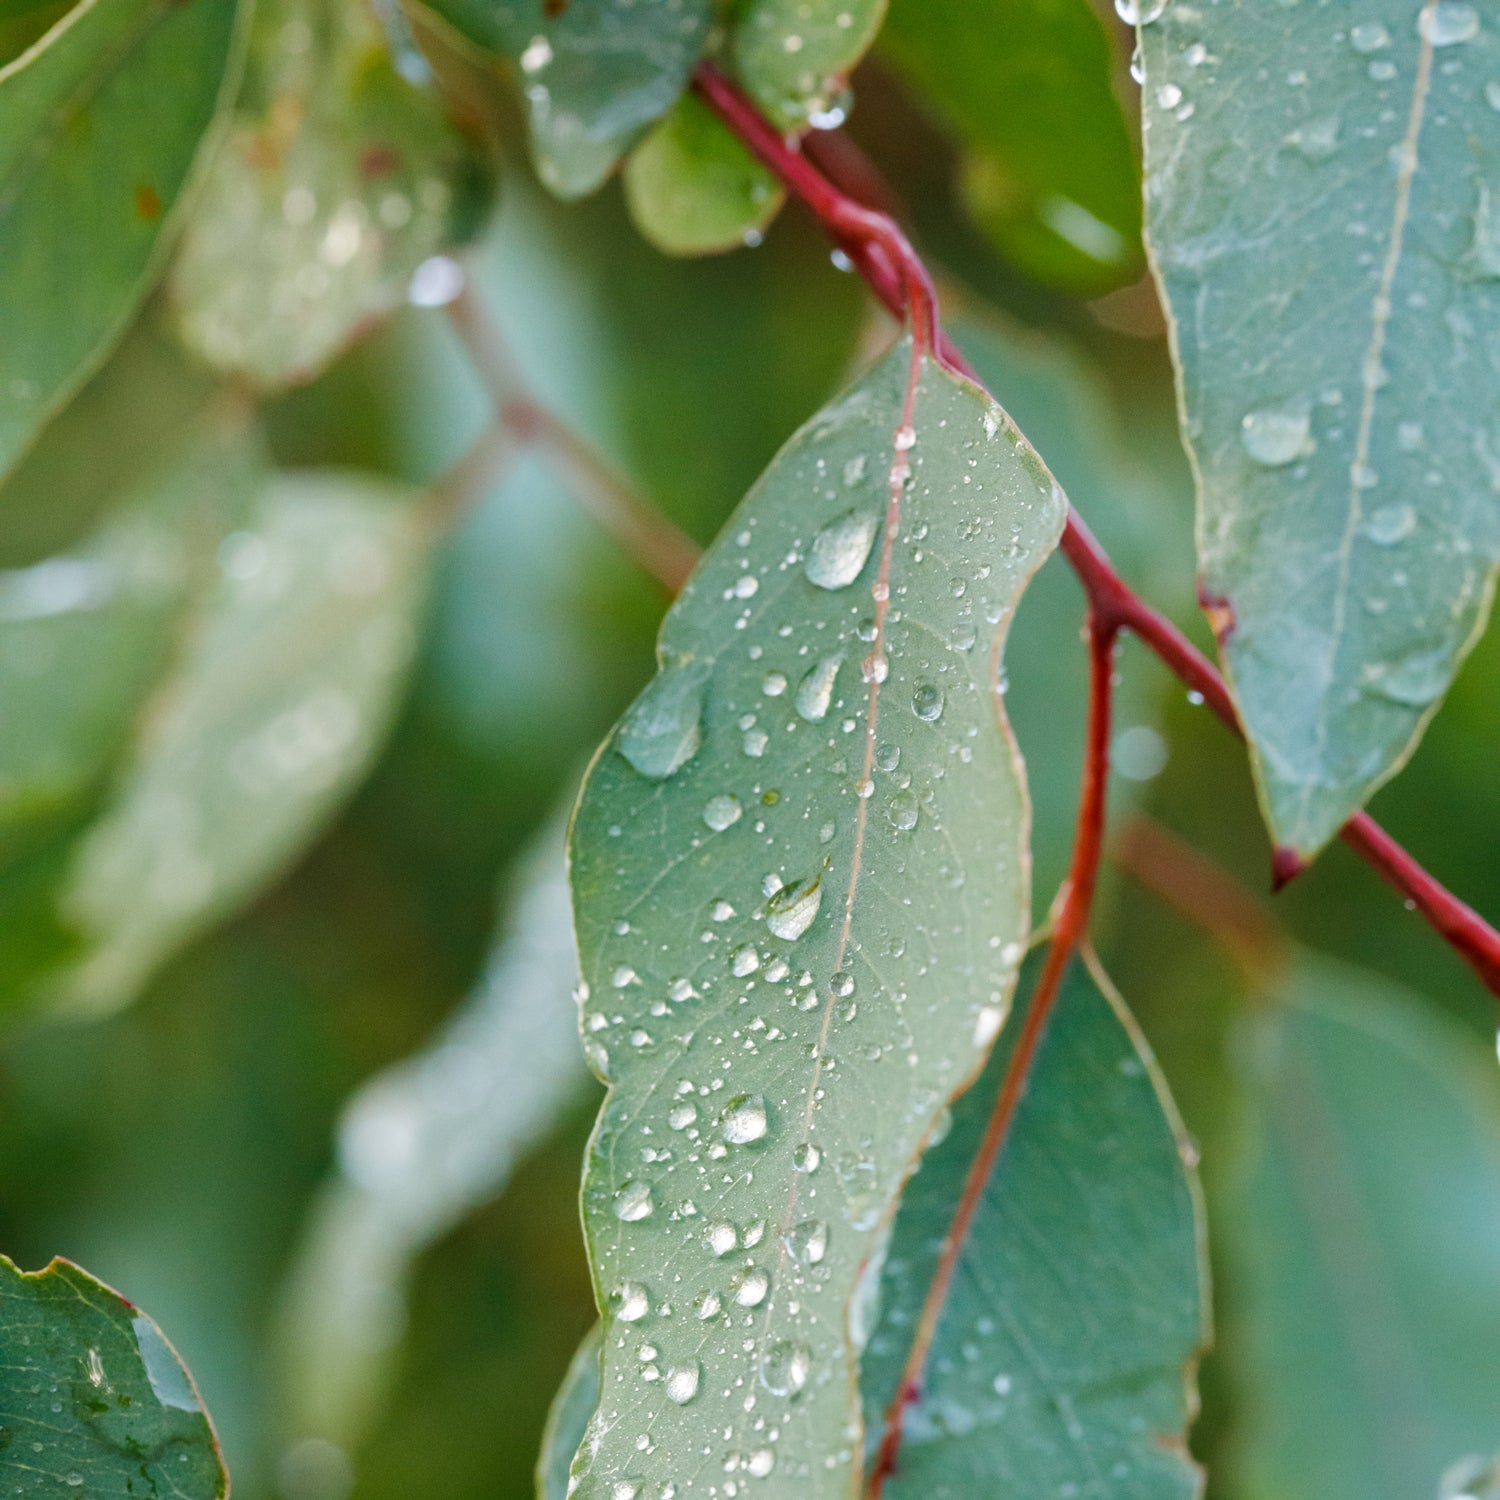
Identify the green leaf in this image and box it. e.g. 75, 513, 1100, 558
416, 0, 713, 198
172, 0, 489, 389
564, 339, 1065, 1496
1221, 956, 1500, 1500
732, 0, 885, 129
0, 0, 243, 479
623, 92, 784, 256
50, 469, 431, 1014
537, 1324, 602, 1500
861, 953, 1207, 1498
880, 0, 1141, 294
1139, 1, 1500, 858
0, 1256, 226, 1500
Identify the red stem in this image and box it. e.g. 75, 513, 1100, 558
868, 612, 1119, 1494
693, 62, 1500, 1003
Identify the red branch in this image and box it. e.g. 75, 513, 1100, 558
693, 62, 1500, 1002
868, 612, 1119, 1493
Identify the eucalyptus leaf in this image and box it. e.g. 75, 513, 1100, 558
862, 953, 1207, 1499
1140, 0, 1500, 857
0, 1256, 226, 1500
416, 0, 713, 198
172, 0, 489, 389
1221, 956, 1500, 1500
733, 0, 885, 129
564, 338, 1065, 1496
537, 1324, 602, 1500
0, 0, 243, 478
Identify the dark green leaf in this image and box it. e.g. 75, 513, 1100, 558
172, 0, 490, 388
1140, 1, 1500, 857
0, 1256, 226, 1500
0, 0, 243, 478
564, 339, 1065, 1495
732, 0, 885, 129
862, 953, 1206, 1498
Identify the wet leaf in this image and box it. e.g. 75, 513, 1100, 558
1221, 956, 1500, 1500
50, 470, 431, 1014
1140, 0, 1500, 857
732, 0, 885, 130
537, 1324, 602, 1500
415, 0, 713, 198
172, 0, 489, 389
0, 0, 243, 479
564, 338, 1065, 1496
881, 0, 1141, 293
0, 1256, 226, 1500
623, 92, 783, 256
862, 953, 1206, 1498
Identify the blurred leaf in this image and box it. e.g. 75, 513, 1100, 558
415, 0, 713, 198
564, 340, 1064, 1496
732, 0, 885, 129
1221, 955, 1500, 1500
880, 0, 1140, 294
623, 92, 783, 256
1139, 2, 1500, 859
0, 0, 74, 69
172, 0, 490, 389
537, 1324, 601, 1500
277, 815, 587, 1451
863, 953, 1206, 1498
0, 1256, 227, 1500
0, 0, 243, 479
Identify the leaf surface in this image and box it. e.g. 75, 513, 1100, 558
0, 1256, 226, 1500
862, 954, 1206, 1498
172, 0, 487, 388
732, 0, 885, 129
416, 0, 713, 198
1221, 956, 1500, 1500
1140, 0, 1500, 856
565, 339, 1065, 1496
0, 0, 242, 478
538, 1324, 603, 1500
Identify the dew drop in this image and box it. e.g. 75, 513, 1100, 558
1114, 0, 1166, 22
784, 1219, 829, 1265
695, 1289, 722, 1318
1420, 2, 1480, 45
746, 1450, 776, 1477
732, 1266, 771, 1307
762, 670, 788, 697
721, 1094, 769, 1144
795, 653, 843, 721
613, 1282, 651, 1322
805, 511, 879, 589
703, 793, 743, 832
911, 683, 945, 722
731, 945, 761, 977
1239, 405, 1314, 466
614, 1180, 655, 1222
765, 875, 823, 941
618, 657, 710, 779
1349, 21, 1391, 51
705, 1221, 738, 1257
1366, 504, 1416, 544
887, 790, 920, 832
758, 1340, 811, 1395
861, 650, 889, 685
665, 1362, 701, 1405
669, 1102, 698, 1130
793, 1142, 821, 1173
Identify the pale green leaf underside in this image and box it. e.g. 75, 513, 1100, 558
1141, 0, 1500, 857
0, 0, 241, 479
172, 0, 482, 388
566, 340, 1065, 1497
1224, 956, 1500, 1500
539, 1324, 603, 1500
863, 953, 1206, 1499
0, 1256, 226, 1500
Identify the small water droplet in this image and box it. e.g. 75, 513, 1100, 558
1350, 21, 1391, 51
746, 1450, 776, 1477
761, 670, 787, 696
806, 511, 879, 589
731, 945, 761, 977
1366, 504, 1416, 544
1240, 405, 1314, 466
732, 1266, 771, 1306
1156, 82, 1183, 108
613, 1282, 651, 1321
758, 1340, 810, 1395
784, 1219, 829, 1265
911, 683, 945, 722
721, 1095, 769, 1144
862, 650, 889, 684
614, 1180, 655, 1221
665, 1362, 701, 1404
705, 1222, 738, 1257
766, 875, 823, 941
703, 794, 743, 831
887, 790, 920, 831
1114, 0, 1166, 22
793, 1142, 821, 1172
695, 1289, 722, 1318
669, 1102, 698, 1129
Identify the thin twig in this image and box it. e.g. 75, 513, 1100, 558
444, 286, 701, 593
692, 60, 1500, 1003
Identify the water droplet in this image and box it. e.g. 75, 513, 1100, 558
705, 1222, 738, 1257
63, 1476, 84, 1490
669, 978, 696, 1002
974, 1006, 1005, 1048
1487, 80, 1500, 110
765, 875, 823, 941
733, 574, 760, 599
695, 1289, 722, 1318
911, 683, 945, 722
805, 511, 879, 589
743, 727, 769, 757
731, 945, 761, 977
795, 653, 843, 721
793, 1142, 821, 1173
669, 1102, 698, 1129
746, 1450, 776, 1477
614, 1180, 655, 1221
893, 424, 916, 452
519, 34, 553, 71
721, 1094, 769, 1144
712, 899, 736, 921
784, 1219, 829, 1265
665, 1362, 701, 1404
1421, 2, 1480, 46
761, 670, 787, 697
612, 964, 638, 988
618, 656, 711, 779
1364, 647, 1451, 706
1240, 405, 1314, 466
703, 794, 743, 831
861, 650, 889, 684
1350, 21, 1391, 51
1286, 115, 1341, 161
613, 1282, 651, 1321
1366, 504, 1417, 544
758, 1340, 811, 1395
887, 791, 920, 832
732, 1266, 771, 1306
408, 255, 465, 307
1114, 0, 1166, 23
1156, 82, 1183, 108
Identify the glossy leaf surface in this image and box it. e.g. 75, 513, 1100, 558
0, 0, 241, 477
173, 0, 486, 388
863, 954, 1206, 1498
0, 1256, 226, 1500
733, 0, 885, 129
566, 339, 1065, 1496
1140, 0, 1500, 856
1222, 956, 1500, 1500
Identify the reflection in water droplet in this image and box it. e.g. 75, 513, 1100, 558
887, 791, 920, 832
784, 1219, 829, 1264
805, 511, 879, 589
703, 794, 742, 831
1240, 405, 1314, 466
612, 1282, 650, 1322
732, 1266, 771, 1307
1114, 0, 1165, 22
1421, 1, 1480, 45
795, 653, 843, 721
793, 1142, 821, 1173
758, 1340, 811, 1395
912, 683, 945, 722
618, 657, 710, 779
704, 1221, 737, 1257
766, 875, 823, 941
720, 1095, 769, 1143
665, 1362, 701, 1404
614, 1180, 655, 1221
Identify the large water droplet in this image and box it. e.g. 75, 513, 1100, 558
703, 793, 743, 831
784, 1219, 829, 1265
1420, 1, 1480, 45
805, 511, 879, 590
766, 874, 823, 941
614, 1180, 655, 1221
618, 656, 711, 779
704, 1221, 737, 1257
887, 790, 920, 832
1113, 0, 1165, 23
795, 653, 843, 721
1239, 405, 1314, 466
758, 1340, 810, 1395
911, 683, 945, 722
665, 1362, 701, 1404
613, 1282, 651, 1321
732, 1266, 771, 1307
720, 1094, 769, 1144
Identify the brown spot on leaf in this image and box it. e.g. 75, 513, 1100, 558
134, 183, 162, 220
544, 0, 569, 15
1197, 581, 1236, 643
